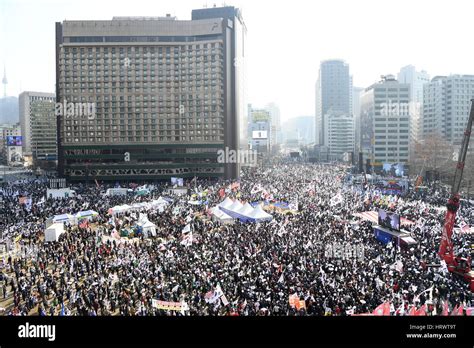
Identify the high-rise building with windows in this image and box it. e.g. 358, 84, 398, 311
422, 75, 474, 145
360, 75, 411, 172
56, 6, 246, 181
315, 59, 352, 145
397, 65, 429, 145
324, 113, 354, 161
19, 91, 57, 164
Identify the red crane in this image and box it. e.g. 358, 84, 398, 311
438, 99, 474, 291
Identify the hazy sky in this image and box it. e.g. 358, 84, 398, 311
1, 0, 474, 121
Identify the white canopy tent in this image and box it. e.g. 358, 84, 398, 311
237, 202, 255, 217
140, 220, 157, 237
247, 204, 273, 222
218, 197, 234, 209
52, 214, 75, 224
44, 223, 65, 242
210, 206, 234, 224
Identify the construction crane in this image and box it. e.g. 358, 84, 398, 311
438, 99, 474, 291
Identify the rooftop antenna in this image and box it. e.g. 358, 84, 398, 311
2, 64, 7, 98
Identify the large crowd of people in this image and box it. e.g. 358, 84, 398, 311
0, 163, 473, 316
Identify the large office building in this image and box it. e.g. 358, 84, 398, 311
422, 75, 474, 145
315, 59, 352, 145
55, 6, 246, 182
19, 92, 57, 165
397, 65, 430, 145
360, 75, 411, 172
324, 113, 354, 161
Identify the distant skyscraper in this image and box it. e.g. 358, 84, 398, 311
422, 75, 474, 145
265, 102, 281, 146
315, 59, 352, 145
353, 86, 364, 153
56, 6, 246, 181
19, 92, 57, 164
360, 75, 411, 171
397, 65, 430, 144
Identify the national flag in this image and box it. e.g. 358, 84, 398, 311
408, 306, 416, 316
466, 307, 474, 316
456, 304, 464, 316
372, 302, 390, 316
221, 294, 229, 306
182, 224, 191, 234
395, 301, 405, 316
442, 301, 449, 316
295, 299, 306, 311
414, 304, 427, 316
79, 219, 89, 229
450, 304, 459, 316
459, 221, 471, 233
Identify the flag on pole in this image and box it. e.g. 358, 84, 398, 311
442, 301, 449, 316
414, 304, 427, 316
372, 302, 390, 316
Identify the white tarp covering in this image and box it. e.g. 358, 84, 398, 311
218, 197, 234, 209
45, 223, 65, 242
247, 204, 273, 222
227, 200, 244, 213
105, 188, 129, 197
210, 207, 234, 224
237, 202, 255, 217
52, 214, 75, 223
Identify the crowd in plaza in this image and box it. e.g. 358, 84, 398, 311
0, 163, 473, 316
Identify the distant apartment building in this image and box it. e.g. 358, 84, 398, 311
265, 102, 281, 146
19, 92, 57, 165
315, 59, 352, 145
397, 65, 430, 145
422, 75, 474, 145
248, 105, 271, 153
0, 123, 22, 164
324, 113, 354, 161
56, 6, 246, 181
360, 75, 411, 172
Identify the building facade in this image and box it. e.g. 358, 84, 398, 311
19, 92, 57, 165
56, 6, 246, 182
0, 123, 21, 164
360, 75, 411, 172
422, 75, 474, 145
248, 106, 271, 153
352, 86, 364, 154
315, 59, 352, 145
324, 113, 354, 161
397, 65, 430, 146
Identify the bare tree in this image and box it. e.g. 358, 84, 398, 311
410, 134, 454, 181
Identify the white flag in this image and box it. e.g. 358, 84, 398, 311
182, 224, 191, 234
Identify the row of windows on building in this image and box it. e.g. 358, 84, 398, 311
63, 135, 224, 143
63, 43, 222, 54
